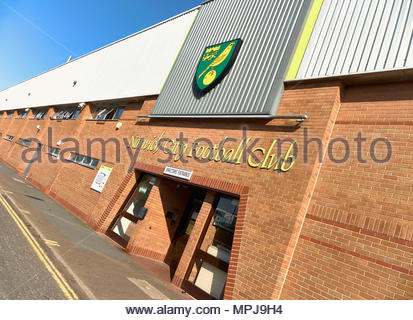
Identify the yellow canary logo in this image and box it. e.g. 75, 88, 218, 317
195, 40, 241, 93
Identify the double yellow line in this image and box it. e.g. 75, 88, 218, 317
0, 194, 78, 300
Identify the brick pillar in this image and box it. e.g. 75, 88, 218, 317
94, 170, 134, 232
48, 104, 92, 193
223, 188, 249, 299
273, 84, 343, 299
3, 110, 23, 164
0, 111, 16, 161
172, 190, 216, 287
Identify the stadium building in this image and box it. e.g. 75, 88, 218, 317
0, 0, 412, 299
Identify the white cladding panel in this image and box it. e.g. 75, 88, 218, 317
296, 0, 413, 79
0, 9, 198, 111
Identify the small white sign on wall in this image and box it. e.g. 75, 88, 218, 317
163, 166, 193, 181
91, 165, 113, 193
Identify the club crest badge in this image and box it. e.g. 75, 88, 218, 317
194, 39, 242, 95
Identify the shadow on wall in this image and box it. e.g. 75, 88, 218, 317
342, 81, 413, 103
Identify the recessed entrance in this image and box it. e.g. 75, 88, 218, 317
182, 194, 239, 299
107, 173, 157, 247
164, 187, 206, 279
106, 172, 206, 279
106, 170, 240, 300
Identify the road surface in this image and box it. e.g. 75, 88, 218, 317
0, 194, 71, 299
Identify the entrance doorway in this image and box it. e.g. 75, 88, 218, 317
106, 173, 157, 247
106, 171, 240, 300
182, 194, 239, 300
106, 171, 206, 278
165, 187, 206, 279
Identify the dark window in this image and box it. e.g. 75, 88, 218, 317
46, 146, 60, 157
4, 135, 14, 142
51, 107, 80, 120
68, 152, 99, 169
91, 106, 124, 121
16, 138, 32, 147
16, 110, 28, 119
72, 109, 81, 119
31, 109, 48, 120
213, 196, 239, 233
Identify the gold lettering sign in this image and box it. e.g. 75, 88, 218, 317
129, 132, 297, 172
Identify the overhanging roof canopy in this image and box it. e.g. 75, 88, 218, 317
0, 8, 199, 111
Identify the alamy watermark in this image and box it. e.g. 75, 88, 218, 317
19, 127, 393, 171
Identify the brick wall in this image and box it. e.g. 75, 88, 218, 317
6, 109, 52, 174
91, 82, 342, 299
126, 177, 192, 260
25, 109, 85, 191
1, 80, 411, 300
280, 81, 413, 300
0, 110, 20, 164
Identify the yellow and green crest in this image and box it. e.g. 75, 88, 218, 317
195, 39, 242, 94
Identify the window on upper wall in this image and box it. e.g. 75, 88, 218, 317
90, 105, 124, 121
5, 111, 14, 119
15, 110, 28, 119
51, 106, 81, 120
4, 135, 14, 142
67, 152, 99, 169
16, 138, 32, 147
46, 146, 60, 157
30, 109, 48, 120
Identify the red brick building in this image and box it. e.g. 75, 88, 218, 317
0, 0, 412, 300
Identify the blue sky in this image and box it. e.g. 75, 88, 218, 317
0, 0, 200, 91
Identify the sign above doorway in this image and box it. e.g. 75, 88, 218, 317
164, 166, 193, 181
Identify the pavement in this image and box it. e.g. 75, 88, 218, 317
0, 162, 191, 300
